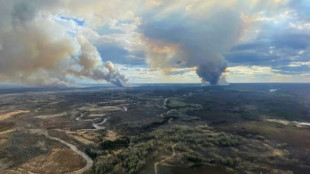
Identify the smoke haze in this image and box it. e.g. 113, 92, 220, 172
0, 0, 307, 85
0, 0, 128, 87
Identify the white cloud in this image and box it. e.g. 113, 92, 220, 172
227, 65, 310, 83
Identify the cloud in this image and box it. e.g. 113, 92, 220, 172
93, 36, 145, 65
164, 68, 194, 76
225, 5, 310, 76
78, 16, 145, 66
276, 65, 310, 74
0, 0, 309, 86
226, 32, 310, 75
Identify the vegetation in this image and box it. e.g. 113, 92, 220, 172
100, 138, 130, 150
1, 84, 309, 174
90, 124, 245, 174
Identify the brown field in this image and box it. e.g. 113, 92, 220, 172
89, 106, 122, 112
67, 133, 95, 145
36, 112, 67, 119
88, 113, 106, 117
0, 110, 29, 121
105, 130, 118, 141
2, 148, 86, 174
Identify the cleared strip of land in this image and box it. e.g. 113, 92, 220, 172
36, 112, 67, 119
0, 128, 16, 135
0, 110, 29, 121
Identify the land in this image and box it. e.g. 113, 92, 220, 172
0, 83, 310, 174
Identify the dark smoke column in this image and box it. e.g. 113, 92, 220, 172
140, 3, 242, 85
196, 58, 227, 85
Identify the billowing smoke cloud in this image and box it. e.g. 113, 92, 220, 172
68, 37, 128, 87
140, 2, 243, 85
139, 0, 294, 84
0, 0, 302, 86
0, 0, 128, 87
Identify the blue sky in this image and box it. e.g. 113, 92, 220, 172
0, 0, 309, 86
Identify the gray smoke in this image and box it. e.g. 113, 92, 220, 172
0, 0, 128, 87
140, 2, 243, 85
196, 61, 227, 85
0, 0, 289, 86
69, 37, 128, 86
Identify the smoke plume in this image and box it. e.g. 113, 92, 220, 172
68, 37, 128, 87
0, 0, 290, 86
0, 0, 128, 87
140, 3, 243, 85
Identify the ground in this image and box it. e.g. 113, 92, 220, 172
0, 84, 310, 174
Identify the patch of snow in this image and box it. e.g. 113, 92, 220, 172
269, 89, 278, 92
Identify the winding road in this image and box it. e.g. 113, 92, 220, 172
41, 129, 93, 174
154, 143, 177, 174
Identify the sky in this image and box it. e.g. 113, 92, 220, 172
0, 0, 309, 87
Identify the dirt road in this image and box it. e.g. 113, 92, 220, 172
41, 129, 93, 174
154, 143, 177, 174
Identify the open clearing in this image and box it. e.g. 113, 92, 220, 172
0, 110, 29, 121
36, 112, 67, 119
